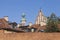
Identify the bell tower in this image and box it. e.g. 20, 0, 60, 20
21, 13, 26, 26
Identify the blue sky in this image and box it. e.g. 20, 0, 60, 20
0, 0, 60, 24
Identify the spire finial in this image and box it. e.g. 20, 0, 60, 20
40, 8, 42, 12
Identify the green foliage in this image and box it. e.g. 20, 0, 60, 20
45, 13, 59, 32
58, 17, 60, 24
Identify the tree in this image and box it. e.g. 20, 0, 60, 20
58, 17, 60, 24
45, 13, 59, 32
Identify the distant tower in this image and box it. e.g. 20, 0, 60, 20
21, 13, 26, 26
35, 9, 47, 26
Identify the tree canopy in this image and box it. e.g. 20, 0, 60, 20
45, 13, 59, 32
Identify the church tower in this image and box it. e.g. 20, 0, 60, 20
21, 13, 26, 26
35, 9, 47, 26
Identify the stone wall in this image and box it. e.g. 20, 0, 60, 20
0, 32, 60, 40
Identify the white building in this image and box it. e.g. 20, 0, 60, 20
35, 10, 47, 26
29, 22, 32, 26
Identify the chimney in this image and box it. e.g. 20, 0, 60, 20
4, 16, 8, 21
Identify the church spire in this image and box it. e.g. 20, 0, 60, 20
40, 9, 42, 12
39, 9, 43, 16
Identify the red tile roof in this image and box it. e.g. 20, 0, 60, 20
0, 18, 10, 28
28, 24, 46, 32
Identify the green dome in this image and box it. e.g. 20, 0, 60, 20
22, 13, 26, 17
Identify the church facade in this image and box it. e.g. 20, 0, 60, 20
35, 10, 47, 26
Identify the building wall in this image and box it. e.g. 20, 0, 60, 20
40, 22, 46, 26
0, 30, 13, 33
4, 30, 13, 33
